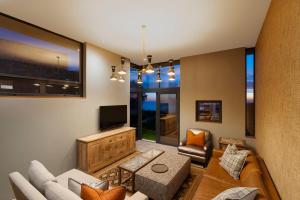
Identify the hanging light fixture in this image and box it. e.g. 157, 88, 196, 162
140, 25, 147, 74
169, 75, 175, 81
156, 67, 162, 83
167, 59, 175, 76
118, 57, 127, 75
137, 72, 143, 84
110, 66, 118, 81
145, 55, 154, 73
118, 75, 125, 82
141, 66, 146, 73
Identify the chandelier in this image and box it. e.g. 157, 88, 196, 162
110, 25, 176, 84
136, 25, 176, 85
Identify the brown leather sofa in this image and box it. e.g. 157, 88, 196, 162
178, 128, 213, 166
192, 149, 281, 200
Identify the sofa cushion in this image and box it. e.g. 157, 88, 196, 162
186, 130, 205, 147
81, 184, 126, 200
240, 155, 262, 182
205, 157, 241, 186
28, 160, 57, 194
219, 152, 248, 179
9, 172, 47, 200
192, 176, 237, 200
44, 181, 82, 200
241, 171, 270, 199
212, 187, 258, 200
178, 145, 206, 157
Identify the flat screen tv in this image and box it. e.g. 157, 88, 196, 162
99, 105, 127, 130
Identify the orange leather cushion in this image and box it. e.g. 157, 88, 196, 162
186, 130, 205, 147
81, 184, 126, 200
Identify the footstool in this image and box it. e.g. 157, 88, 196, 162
135, 152, 191, 200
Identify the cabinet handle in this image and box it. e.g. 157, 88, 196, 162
109, 139, 112, 142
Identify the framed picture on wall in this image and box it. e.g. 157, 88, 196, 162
196, 100, 222, 123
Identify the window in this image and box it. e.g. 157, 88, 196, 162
246, 48, 255, 137
130, 62, 180, 89
0, 14, 83, 97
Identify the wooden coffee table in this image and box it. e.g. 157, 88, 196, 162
118, 149, 164, 191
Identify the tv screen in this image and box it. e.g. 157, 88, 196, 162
100, 105, 127, 130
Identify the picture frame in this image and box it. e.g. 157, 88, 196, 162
196, 100, 222, 123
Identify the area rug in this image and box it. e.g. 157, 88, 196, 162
96, 162, 204, 200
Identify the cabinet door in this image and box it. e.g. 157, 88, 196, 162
88, 142, 104, 170
127, 131, 136, 151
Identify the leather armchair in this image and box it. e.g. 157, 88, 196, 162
178, 128, 213, 166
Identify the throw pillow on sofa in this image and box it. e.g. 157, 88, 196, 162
28, 160, 57, 194
81, 184, 126, 200
220, 144, 238, 161
212, 187, 258, 200
186, 130, 205, 147
220, 151, 248, 179
220, 144, 250, 161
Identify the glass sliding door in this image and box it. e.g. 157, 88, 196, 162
141, 92, 157, 141
129, 62, 180, 146
158, 93, 179, 146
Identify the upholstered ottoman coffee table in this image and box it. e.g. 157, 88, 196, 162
135, 152, 191, 200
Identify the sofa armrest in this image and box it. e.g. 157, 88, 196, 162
179, 139, 187, 146
212, 149, 225, 159
126, 191, 148, 200
56, 169, 105, 190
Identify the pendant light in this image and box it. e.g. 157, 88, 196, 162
118, 75, 125, 82
156, 67, 162, 83
141, 65, 146, 73
118, 57, 127, 75
169, 75, 175, 81
145, 55, 154, 73
167, 59, 175, 76
110, 66, 118, 81
137, 72, 143, 84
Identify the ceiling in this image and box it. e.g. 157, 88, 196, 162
0, 0, 271, 65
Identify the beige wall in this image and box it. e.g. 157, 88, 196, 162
180, 48, 253, 147
0, 43, 130, 199
255, 0, 300, 199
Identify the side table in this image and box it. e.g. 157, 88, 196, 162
218, 137, 246, 150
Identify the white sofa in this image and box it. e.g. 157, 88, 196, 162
9, 161, 148, 200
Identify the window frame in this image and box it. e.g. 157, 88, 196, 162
245, 48, 255, 137
0, 13, 84, 97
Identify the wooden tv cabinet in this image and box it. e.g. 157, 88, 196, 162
77, 127, 136, 173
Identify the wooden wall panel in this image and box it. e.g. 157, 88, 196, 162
255, 0, 300, 199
